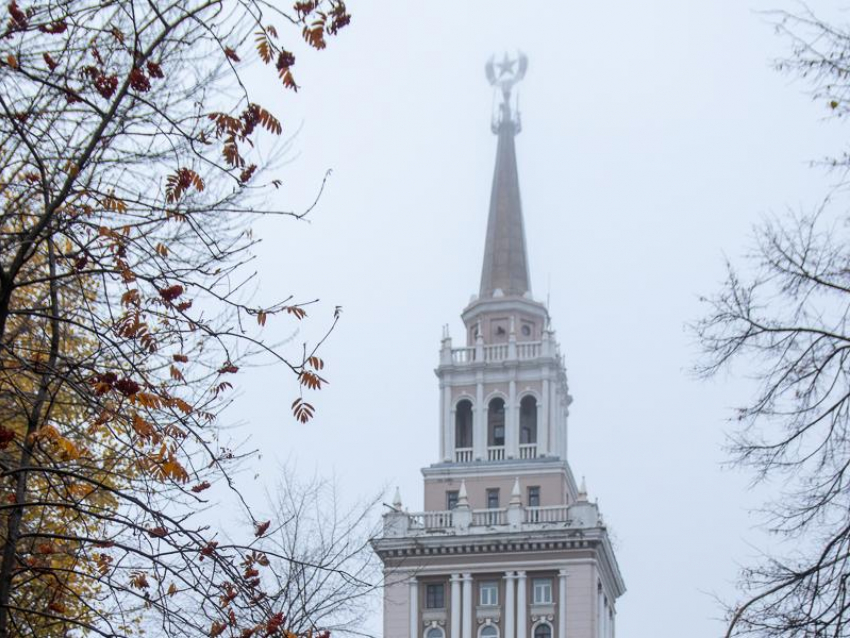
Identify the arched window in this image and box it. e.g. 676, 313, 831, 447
479, 625, 498, 638
487, 397, 505, 447
455, 400, 473, 449
426, 628, 445, 638
520, 395, 538, 444
533, 623, 552, 638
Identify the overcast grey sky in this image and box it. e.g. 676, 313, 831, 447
226, 2, 846, 636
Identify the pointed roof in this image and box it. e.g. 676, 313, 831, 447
479, 117, 531, 299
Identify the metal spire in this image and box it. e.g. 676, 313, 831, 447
480, 52, 531, 299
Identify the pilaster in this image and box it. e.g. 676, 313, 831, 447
558, 570, 567, 638
462, 573, 473, 638
451, 574, 462, 638
409, 578, 419, 638
516, 571, 527, 638
505, 571, 516, 638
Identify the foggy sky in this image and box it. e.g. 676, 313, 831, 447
229, 2, 844, 636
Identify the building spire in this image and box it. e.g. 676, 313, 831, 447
480, 52, 531, 299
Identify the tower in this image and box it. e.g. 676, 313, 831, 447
372, 54, 625, 638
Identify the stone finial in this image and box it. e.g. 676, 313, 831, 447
510, 477, 522, 505
458, 480, 469, 507
578, 476, 588, 502
392, 486, 402, 509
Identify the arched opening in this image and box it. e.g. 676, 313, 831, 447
533, 623, 552, 638
487, 397, 505, 447
479, 625, 499, 638
455, 399, 473, 450
426, 628, 445, 638
520, 395, 538, 444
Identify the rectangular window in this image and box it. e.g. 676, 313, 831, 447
527, 486, 540, 507
533, 578, 553, 604
446, 490, 459, 510
479, 581, 498, 606
486, 488, 500, 509
426, 583, 445, 609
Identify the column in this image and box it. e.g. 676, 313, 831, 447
508, 378, 518, 458
443, 385, 452, 461
451, 574, 462, 638
558, 570, 567, 638
474, 380, 485, 460
504, 571, 516, 638
462, 573, 473, 638
540, 378, 550, 455
550, 388, 558, 459
516, 571, 527, 638
409, 578, 419, 638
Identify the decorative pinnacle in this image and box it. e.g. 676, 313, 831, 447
485, 51, 527, 133
458, 479, 469, 507
578, 476, 588, 502
510, 477, 522, 505
392, 486, 402, 509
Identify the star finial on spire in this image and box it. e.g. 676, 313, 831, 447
485, 51, 528, 133
496, 53, 516, 77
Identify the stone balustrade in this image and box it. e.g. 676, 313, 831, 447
447, 339, 556, 365
383, 500, 600, 538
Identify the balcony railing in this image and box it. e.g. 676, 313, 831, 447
524, 505, 570, 524
447, 340, 552, 365
409, 510, 453, 530
472, 508, 506, 526
381, 501, 594, 538
487, 446, 505, 461
455, 448, 473, 463
452, 347, 475, 364
454, 445, 536, 462
519, 443, 537, 459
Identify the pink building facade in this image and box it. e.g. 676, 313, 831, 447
371, 55, 625, 638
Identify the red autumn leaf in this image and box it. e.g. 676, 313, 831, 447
7, 1, 27, 30
200, 541, 218, 559
291, 398, 314, 423
218, 363, 239, 374
128, 66, 150, 92
114, 378, 140, 397
146, 60, 164, 79
253, 520, 270, 537
159, 284, 184, 302
42, 52, 58, 70
224, 46, 240, 62
147, 526, 168, 538
191, 481, 211, 493
38, 19, 67, 34
265, 612, 286, 635
0, 425, 15, 449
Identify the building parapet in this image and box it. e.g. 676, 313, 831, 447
382, 501, 599, 538
441, 338, 565, 368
